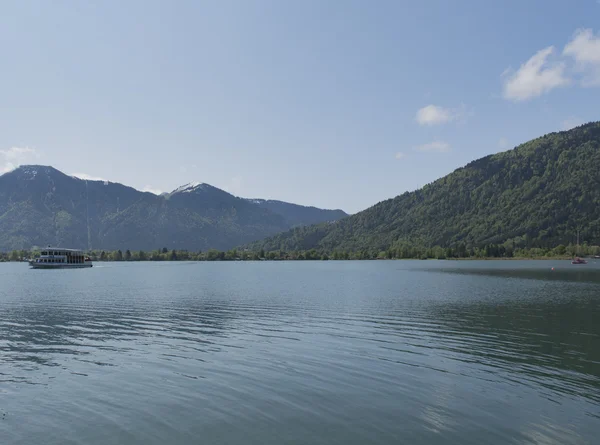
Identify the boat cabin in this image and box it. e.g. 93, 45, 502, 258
36, 248, 87, 264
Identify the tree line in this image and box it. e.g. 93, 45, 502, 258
2, 242, 599, 263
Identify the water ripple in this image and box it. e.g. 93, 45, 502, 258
0, 261, 598, 444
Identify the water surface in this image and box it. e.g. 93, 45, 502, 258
0, 260, 598, 444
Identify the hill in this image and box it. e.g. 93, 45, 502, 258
0, 166, 347, 251
246, 199, 347, 227
249, 122, 600, 254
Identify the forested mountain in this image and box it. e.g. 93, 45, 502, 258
250, 122, 600, 253
246, 199, 347, 227
0, 166, 346, 251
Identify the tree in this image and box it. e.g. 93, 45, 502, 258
125, 249, 132, 261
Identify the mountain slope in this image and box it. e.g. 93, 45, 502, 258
0, 167, 346, 251
246, 199, 348, 227
250, 122, 600, 252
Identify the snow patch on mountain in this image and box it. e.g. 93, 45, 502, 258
171, 181, 206, 194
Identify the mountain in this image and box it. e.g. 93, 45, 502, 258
0, 166, 347, 251
250, 122, 600, 253
245, 199, 347, 227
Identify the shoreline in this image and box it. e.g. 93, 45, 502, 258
4, 256, 596, 264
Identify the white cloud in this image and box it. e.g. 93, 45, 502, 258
142, 185, 163, 195
0, 146, 38, 173
563, 28, 600, 86
561, 116, 584, 130
503, 46, 569, 101
71, 173, 108, 181
498, 138, 510, 149
416, 104, 470, 126
395, 152, 406, 160
416, 105, 452, 125
414, 141, 451, 153
0, 146, 36, 160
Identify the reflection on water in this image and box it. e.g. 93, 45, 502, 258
432, 262, 600, 284
0, 261, 598, 444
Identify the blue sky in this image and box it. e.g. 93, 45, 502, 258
1, 0, 599, 213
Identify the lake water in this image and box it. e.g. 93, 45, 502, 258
0, 260, 599, 444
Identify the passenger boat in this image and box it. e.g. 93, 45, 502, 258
29, 247, 93, 269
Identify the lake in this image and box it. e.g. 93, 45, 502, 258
0, 260, 599, 444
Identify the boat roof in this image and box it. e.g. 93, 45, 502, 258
42, 247, 85, 252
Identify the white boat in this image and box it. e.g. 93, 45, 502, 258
29, 247, 93, 269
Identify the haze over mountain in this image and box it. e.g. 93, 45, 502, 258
250, 123, 600, 253
245, 199, 348, 228
0, 166, 347, 251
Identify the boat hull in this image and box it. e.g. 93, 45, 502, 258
29, 262, 92, 269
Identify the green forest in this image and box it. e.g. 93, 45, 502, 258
249, 122, 600, 254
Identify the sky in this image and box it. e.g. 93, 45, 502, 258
1, 0, 599, 213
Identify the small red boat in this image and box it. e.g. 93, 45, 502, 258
571, 231, 587, 264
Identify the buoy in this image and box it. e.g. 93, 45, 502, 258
551, 267, 555, 271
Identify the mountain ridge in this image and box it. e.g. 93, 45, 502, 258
0, 166, 347, 251
249, 122, 600, 253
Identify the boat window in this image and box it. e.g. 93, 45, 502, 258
41, 251, 47, 256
